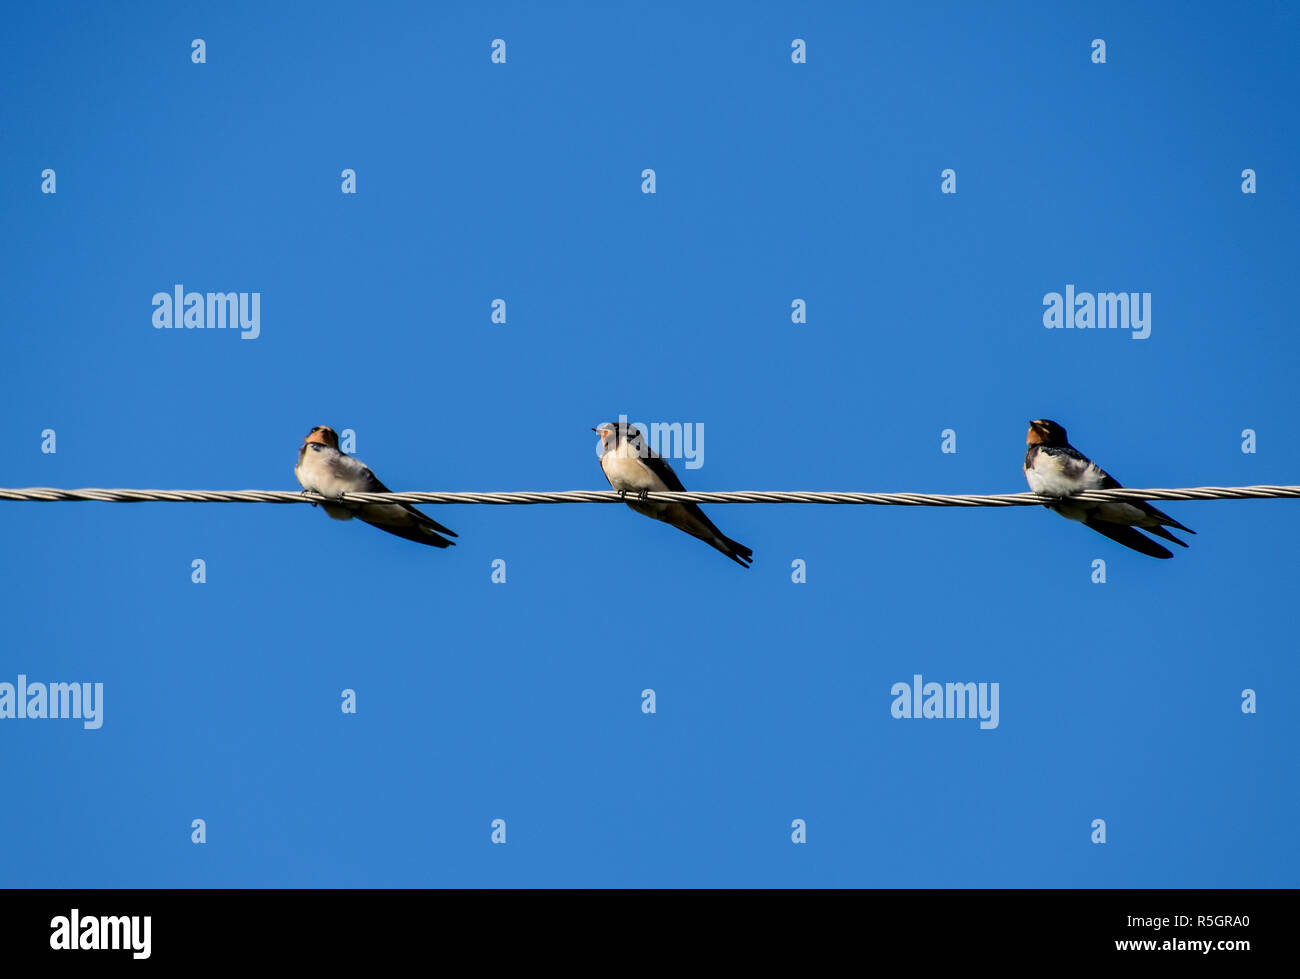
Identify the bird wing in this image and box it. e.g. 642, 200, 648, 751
636, 448, 750, 566
1090, 462, 1194, 534
356, 467, 458, 540
640, 449, 687, 491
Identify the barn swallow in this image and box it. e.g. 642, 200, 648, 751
294, 425, 457, 548
594, 421, 752, 567
1023, 419, 1194, 559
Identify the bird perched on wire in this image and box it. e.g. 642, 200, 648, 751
594, 420, 752, 567
1023, 418, 1194, 559
294, 425, 457, 548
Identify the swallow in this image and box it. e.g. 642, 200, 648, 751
594, 421, 753, 567
294, 425, 457, 548
1023, 419, 1194, 559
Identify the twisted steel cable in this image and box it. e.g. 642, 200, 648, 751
1, 485, 1298, 506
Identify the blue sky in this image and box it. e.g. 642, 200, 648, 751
1, 1, 1296, 887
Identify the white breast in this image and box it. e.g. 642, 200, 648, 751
296, 446, 356, 498
600, 442, 665, 492
1026, 449, 1104, 497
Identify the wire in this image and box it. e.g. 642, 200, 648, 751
1, 485, 1298, 506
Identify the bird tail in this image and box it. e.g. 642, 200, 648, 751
713, 534, 753, 568
362, 517, 457, 548
1084, 517, 1173, 559
410, 507, 458, 540
1145, 523, 1190, 548
359, 504, 458, 548
1141, 502, 1195, 537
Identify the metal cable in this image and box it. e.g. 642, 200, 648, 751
1, 485, 1298, 506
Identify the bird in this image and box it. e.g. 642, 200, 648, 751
294, 425, 457, 548
1023, 418, 1194, 559
594, 421, 753, 567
